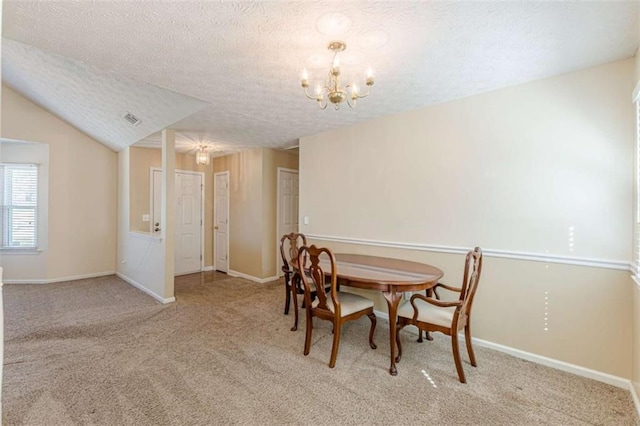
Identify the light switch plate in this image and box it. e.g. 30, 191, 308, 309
303, 216, 309, 225
142, 214, 150, 222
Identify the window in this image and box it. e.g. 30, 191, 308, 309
0, 164, 38, 249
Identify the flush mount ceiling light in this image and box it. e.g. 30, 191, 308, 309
316, 12, 351, 37
300, 40, 374, 110
195, 145, 210, 166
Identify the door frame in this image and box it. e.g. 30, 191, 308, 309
214, 171, 230, 273
150, 167, 206, 272
276, 167, 299, 277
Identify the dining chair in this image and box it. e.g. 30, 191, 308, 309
280, 232, 308, 331
395, 247, 483, 383
297, 245, 377, 368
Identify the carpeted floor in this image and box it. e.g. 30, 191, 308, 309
2, 272, 638, 425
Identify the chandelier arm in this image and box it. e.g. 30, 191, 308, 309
303, 86, 319, 100
355, 85, 372, 99
346, 96, 356, 109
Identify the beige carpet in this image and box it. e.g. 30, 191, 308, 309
2, 272, 638, 425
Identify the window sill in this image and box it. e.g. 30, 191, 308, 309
0, 248, 42, 255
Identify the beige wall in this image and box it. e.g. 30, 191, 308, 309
129, 146, 214, 267
213, 148, 264, 278
213, 148, 298, 279
633, 25, 640, 405
129, 147, 160, 233
262, 149, 299, 277
634, 282, 640, 398
300, 59, 635, 379
1, 85, 117, 281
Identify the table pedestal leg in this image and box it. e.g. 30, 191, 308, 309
383, 289, 403, 376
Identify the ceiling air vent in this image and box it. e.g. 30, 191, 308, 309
123, 112, 141, 126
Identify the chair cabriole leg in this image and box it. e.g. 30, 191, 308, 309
329, 320, 341, 368
291, 275, 299, 331
451, 333, 466, 383
283, 276, 291, 315
304, 311, 313, 356
465, 323, 477, 367
367, 312, 377, 349
395, 325, 403, 363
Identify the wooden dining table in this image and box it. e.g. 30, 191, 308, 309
320, 253, 444, 376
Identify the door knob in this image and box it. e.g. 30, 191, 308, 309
214, 226, 219, 230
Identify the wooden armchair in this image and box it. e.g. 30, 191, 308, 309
396, 247, 483, 383
298, 245, 377, 368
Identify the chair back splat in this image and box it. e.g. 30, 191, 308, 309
297, 245, 377, 368
303, 246, 337, 315
279, 233, 307, 331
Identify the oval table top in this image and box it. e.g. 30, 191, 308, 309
325, 253, 444, 292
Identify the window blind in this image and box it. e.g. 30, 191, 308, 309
0, 164, 38, 249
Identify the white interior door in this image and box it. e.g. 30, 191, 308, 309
151, 169, 203, 275
214, 172, 229, 273
277, 169, 299, 274
175, 173, 203, 275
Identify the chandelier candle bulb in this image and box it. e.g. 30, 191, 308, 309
301, 68, 309, 87
351, 83, 359, 97
366, 68, 375, 86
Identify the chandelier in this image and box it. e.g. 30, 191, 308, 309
195, 145, 210, 166
301, 40, 374, 110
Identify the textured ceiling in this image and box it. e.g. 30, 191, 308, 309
2, 1, 638, 154
2, 38, 209, 152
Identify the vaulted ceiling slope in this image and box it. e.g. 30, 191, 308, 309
2, 38, 210, 151
2, 1, 638, 154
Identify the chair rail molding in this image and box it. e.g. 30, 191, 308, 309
306, 234, 631, 271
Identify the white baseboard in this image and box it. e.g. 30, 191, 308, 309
3, 271, 115, 284
374, 309, 629, 389
630, 381, 640, 419
471, 337, 629, 389
202, 266, 215, 272
227, 269, 279, 284
115, 273, 175, 304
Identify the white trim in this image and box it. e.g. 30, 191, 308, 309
0, 248, 43, 254
116, 272, 175, 304
633, 80, 640, 103
129, 231, 162, 242
203, 265, 215, 272
150, 167, 157, 234
228, 269, 278, 284
306, 234, 631, 271
630, 382, 640, 419
392, 319, 630, 389
470, 337, 629, 389
214, 171, 230, 273
3, 271, 115, 284
632, 275, 640, 288
276, 167, 299, 278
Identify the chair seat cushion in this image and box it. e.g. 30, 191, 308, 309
397, 298, 455, 328
313, 292, 374, 317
